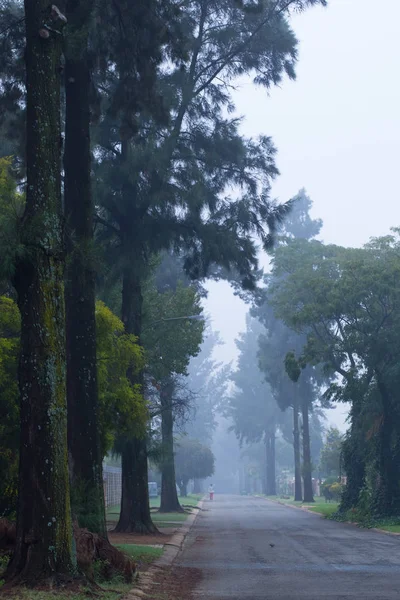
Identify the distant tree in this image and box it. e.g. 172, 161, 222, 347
277, 188, 322, 240
175, 438, 215, 497
93, 0, 325, 533
268, 232, 400, 516
228, 315, 284, 496
320, 428, 343, 478
185, 330, 228, 444
142, 261, 204, 513
254, 189, 325, 502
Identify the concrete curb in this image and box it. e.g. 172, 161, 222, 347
154, 499, 204, 567
372, 527, 400, 537
123, 498, 205, 599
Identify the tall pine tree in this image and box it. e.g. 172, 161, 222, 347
6, 2, 75, 584
94, 0, 325, 533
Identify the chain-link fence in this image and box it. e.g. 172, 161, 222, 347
103, 464, 122, 508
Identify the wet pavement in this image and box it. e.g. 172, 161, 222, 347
177, 495, 400, 599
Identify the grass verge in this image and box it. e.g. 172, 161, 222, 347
0, 544, 162, 599
307, 503, 339, 517
116, 543, 163, 564
329, 509, 400, 532
265, 495, 339, 516
107, 494, 202, 525
378, 524, 400, 533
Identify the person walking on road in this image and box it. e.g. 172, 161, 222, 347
208, 483, 214, 501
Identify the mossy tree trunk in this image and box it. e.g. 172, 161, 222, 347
64, 0, 107, 538
339, 399, 365, 513
373, 374, 400, 516
160, 377, 183, 513
6, 1, 75, 584
115, 266, 157, 534
301, 398, 314, 503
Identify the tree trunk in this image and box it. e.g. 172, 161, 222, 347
115, 438, 156, 533
373, 375, 400, 516
64, 0, 106, 538
6, 1, 75, 583
115, 268, 157, 533
262, 459, 267, 496
339, 399, 365, 512
160, 378, 183, 512
180, 480, 188, 498
293, 402, 302, 502
301, 398, 314, 503
265, 427, 276, 496
193, 479, 203, 494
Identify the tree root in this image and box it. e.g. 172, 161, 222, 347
0, 519, 137, 585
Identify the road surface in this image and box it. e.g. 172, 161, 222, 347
177, 495, 400, 599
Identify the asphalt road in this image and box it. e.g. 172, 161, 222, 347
177, 495, 400, 599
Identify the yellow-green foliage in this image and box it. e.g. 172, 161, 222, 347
0, 157, 24, 280
329, 482, 343, 500
0, 296, 20, 516
96, 301, 147, 456
0, 298, 146, 513
0, 157, 14, 199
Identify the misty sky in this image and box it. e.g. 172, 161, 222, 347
203, 0, 400, 431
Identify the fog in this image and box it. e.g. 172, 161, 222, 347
203, 0, 400, 437
196, 0, 400, 492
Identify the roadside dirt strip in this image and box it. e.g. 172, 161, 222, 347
123, 499, 205, 600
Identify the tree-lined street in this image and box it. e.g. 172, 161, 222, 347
177, 495, 400, 599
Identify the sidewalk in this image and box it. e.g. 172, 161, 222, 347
122, 497, 205, 600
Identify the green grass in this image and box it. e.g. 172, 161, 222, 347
106, 494, 202, 524
152, 511, 189, 522
179, 494, 203, 507
307, 503, 339, 517
116, 543, 163, 564
377, 524, 400, 533
332, 511, 400, 532
0, 546, 162, 599
266, 495, 338, 514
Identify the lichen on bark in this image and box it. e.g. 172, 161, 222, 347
6, 0, 75, 585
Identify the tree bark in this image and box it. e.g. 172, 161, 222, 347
180, 479, 189, 498
115, 268, 157, 533
339, 399, 365, 512
160, 377, 183, 512
6, 1, 75, 583
293, 401, 302, 502
301, 397, 314, 503
64, 0, 107, 538
373, 374, 400, 516
193, 479, 203, 494
265, 426, 276, 496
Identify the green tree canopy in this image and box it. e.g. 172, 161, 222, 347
320, 427, 343, 478
175, 437, 215, 495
